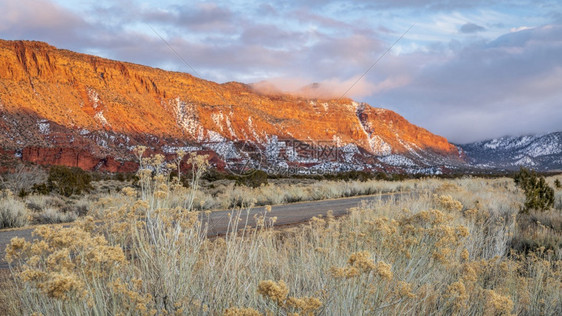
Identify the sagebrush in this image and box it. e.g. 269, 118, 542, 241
2, 154, 561, 315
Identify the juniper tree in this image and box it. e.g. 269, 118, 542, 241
513, 168, 554, 212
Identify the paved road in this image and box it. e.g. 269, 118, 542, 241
0, 192, 407, 269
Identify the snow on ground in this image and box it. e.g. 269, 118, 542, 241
380, 154, 416, 167
211, 112, 224, 132
369, 135, 392, 156
87, 88, 100, 109
173, 97, 199, 137
513, 156, 536, 166
226, 113, 237, 138
247, 116, 261, 143
162, 145, 201, 154
482, 135, 535, 150
525, 137, 561, 157
37, 120, 50, 135
94, 111, 110, 127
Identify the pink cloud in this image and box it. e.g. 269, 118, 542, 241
250, 74, 409, 99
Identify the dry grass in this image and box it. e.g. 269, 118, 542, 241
0, 268, 17, 315
1, 155, 561, 315
0, 190, 30, 229
196, 178, 412, 210
3, 171, 413, 229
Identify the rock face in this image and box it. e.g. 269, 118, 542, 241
459, 132, 562, 172
0, 39, 464, 173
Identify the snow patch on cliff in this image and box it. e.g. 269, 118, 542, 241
333, 135, 342, 147
87, 87, 100, 109
265, 136, 282, 161
211, 112, 224, 132
37, 120, 50, 135
248, 116, 261, 143
355, 103, 392, 156
226, 113, 237, 138
369, 135, 392, 156
94, 111, 110, 127
173, 97, 200, 137
341, 143, 359, 163
204, 130, 239, 159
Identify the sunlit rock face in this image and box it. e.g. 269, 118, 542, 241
0, 39, 464, 173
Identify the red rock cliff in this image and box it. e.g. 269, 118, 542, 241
0, 39, 463, 172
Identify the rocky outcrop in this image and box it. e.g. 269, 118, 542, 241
0, 39, 464, 173
20, 147, 137, 172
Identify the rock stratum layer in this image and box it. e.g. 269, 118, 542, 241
0, 39, 464, 174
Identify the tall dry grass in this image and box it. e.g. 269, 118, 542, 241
190, 178, 413, 211
0, 190, 30, 229
2, 170, 414, 228
2, 155, 561, 315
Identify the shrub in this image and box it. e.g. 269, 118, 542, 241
202, 169, 237, 182
47, 165, 93, 197
168, 170, 192, 188
235, 170, 268, 188
0, 190, 29, 228
62, 201, 89, 217
0, 165, 47, 195
555, 179, 561, 189
322, 171, 375, 182
511, 210, 562, 257
30, 183, 50, 195
514, 168, 554, 212
114, 172, 126, 182
32, 207, 78, 224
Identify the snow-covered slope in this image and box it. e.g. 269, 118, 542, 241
459, 132, 562, 171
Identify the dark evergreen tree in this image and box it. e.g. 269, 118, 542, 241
514, 168, 554, 212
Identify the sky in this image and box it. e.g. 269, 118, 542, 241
1, 0, 561, 143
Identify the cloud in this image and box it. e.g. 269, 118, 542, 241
283, 0, 504, 11
459, 22, 486, 33
251, 75, 381, 99
375, 24, 562, 143
0, 0, 88, 43
1, 0, 560, 143
239, 24, 307, 48
170, 2, 235, 32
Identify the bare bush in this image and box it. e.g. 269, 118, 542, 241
0, 165, 47, 195
0, 190, 29, 228
31, 207, 78, 224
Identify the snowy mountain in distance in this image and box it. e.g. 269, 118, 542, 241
458, 132, 562, 171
